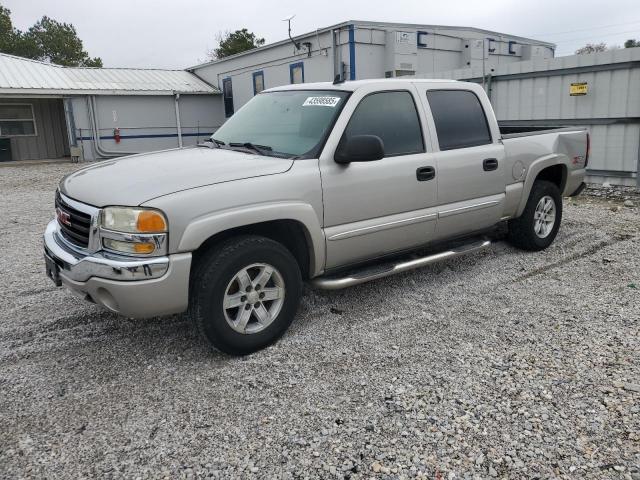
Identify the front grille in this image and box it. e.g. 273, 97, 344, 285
55, 191, 91, 248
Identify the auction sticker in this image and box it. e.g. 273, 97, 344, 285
303, 96, 341, 107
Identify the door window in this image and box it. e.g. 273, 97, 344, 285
342, 91, 424, 156
426, 90, 492, 150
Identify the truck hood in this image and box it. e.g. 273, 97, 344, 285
60, 147, 294, 207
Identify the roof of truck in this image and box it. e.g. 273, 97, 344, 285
265, 78, 459, 92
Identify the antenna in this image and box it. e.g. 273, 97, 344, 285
282, 14, 300, 50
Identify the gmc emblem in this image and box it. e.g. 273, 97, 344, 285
56, 208, 72, 226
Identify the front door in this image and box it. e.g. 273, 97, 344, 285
320, 86, 438, 269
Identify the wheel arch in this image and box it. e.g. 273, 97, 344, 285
515, 156, 568, 217
178, 203, 325, 279
191, 219, 316, 280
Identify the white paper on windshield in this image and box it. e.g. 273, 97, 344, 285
302, 96, 341, 107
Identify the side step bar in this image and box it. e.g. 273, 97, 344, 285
311, 239, 492, 290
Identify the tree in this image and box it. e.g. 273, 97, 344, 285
624, 39, 640, 48
209, 29, 265, 59
0, 6, 102, 67
575, 43, 608, 54
0, 5, 17, 52
23, 16, 102, 66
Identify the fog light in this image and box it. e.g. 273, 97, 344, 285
103, 238, 155, 255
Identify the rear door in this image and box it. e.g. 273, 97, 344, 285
320, 85, 439, 269
423, 87, 506, 239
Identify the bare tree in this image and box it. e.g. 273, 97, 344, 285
574, 42, 620, 54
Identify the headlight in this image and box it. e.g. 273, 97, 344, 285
101, 207, 167, 233
100, 207, 168, 256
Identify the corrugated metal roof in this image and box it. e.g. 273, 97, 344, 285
0, 53, 219, 95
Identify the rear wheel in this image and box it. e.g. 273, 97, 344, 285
507, 180, 562, 251
189, 235, 302, 355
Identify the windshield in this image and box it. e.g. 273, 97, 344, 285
212, 90, 350, 158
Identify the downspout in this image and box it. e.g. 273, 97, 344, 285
486, 73, 493, 104
331, 29, 337, 79
174, 93, 183, 148
87, 96, 138, 158
348, 24, 356, 80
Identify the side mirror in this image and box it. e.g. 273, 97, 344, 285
334, 135, 385, 164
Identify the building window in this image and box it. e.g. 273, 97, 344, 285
0, 104, 36, 136
222, 77, 234, 117
289, 62, 304, 84
252, 71, 265, 95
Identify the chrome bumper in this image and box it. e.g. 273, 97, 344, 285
44, 220, 169, 282
44, 220, 191, 318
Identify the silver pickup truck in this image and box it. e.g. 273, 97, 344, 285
44, 79, 588, 354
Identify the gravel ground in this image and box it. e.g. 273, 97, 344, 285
1, 162, 639, 480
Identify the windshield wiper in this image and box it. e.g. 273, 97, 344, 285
229, 142, 273, 155
197, 138, 226, 149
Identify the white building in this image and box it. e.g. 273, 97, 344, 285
189, 20, 555, 116
0, 53, 223, 162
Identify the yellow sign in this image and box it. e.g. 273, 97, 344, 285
570, 82, 588, 96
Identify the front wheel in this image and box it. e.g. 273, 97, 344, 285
189, 236, 302, 355
507, 180, 562, 251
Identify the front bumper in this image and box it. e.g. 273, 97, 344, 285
44, 220, 191, 318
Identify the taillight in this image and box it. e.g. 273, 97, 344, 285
585, 132, 590, 167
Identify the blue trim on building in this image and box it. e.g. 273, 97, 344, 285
252, 70, 264, 95
508, 41, 517, 55
348, 24, 356, 80
487, 37, 496, 53
77, 132, 214, 141
289, 62, 304, 83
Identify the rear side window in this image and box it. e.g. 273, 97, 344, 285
427, 90, 492, 150
344, 91, 424, 156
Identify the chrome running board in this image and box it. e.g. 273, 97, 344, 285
311, 239, 492, 290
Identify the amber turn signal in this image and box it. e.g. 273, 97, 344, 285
133, 242, 156, 254
136, 211, 167, 233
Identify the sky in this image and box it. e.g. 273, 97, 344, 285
4, 0, 640, 69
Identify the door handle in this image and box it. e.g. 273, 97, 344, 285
416, 166, 435, 181
483, 158, 498, 171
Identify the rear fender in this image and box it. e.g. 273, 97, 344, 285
515, 154, 569, 217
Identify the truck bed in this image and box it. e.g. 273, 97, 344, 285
500, 126, 582, 139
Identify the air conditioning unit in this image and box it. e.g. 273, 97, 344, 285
385, 31, 417, 77
521, 44, 551, 61
463, 38, 487, 67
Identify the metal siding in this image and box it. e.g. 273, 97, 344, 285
71, 94, 224, 161
422, 48, 640, 184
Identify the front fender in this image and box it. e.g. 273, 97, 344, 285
178, 202, 326, 277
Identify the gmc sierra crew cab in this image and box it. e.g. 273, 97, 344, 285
44, 79, 588, 355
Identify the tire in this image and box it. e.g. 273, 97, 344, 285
189, 235, 302, 355
507, 180, 562, 251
